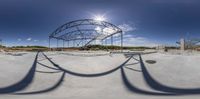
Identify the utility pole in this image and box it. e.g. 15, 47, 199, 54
180, 38, 185, 51
0, 39, 2, 48
48, 37, 51, 51
0, 39, 2, 46
63, 40, 65, 51
121, 32, 123, 52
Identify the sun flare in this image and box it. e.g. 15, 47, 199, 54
93, 15, 106, 21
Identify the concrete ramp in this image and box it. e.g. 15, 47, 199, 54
1, 52, 200, 99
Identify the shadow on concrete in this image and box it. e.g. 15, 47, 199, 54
124, 66, 141, 72
37, 62, 60, 70
14, 52, 132, 94
38, 57, 52, 62
13, 52, 65, 95
2, 51, 200, 96
15, 72, 65, 95
0, 52, 66, 95
121, 53, 200, 95
36, 70, 62, 74
0, 52, 39, 94
41, 52, 132, 77
121, 67, 176, 96
6, 53, 27, 56
138, 54, 200, 95
124, 62, 140, 66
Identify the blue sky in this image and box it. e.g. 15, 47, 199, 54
0, 0, 200, 47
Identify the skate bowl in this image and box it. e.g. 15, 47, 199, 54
1, 51, 200, 99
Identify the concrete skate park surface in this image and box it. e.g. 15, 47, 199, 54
1, 51, 200, 99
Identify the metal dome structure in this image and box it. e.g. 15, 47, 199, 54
49, 19, 123, 51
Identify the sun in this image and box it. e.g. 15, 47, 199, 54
93, 15, 106, 21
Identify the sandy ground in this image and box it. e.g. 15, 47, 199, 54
1, 51, 200, 99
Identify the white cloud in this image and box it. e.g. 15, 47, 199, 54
17, 38, 22, 41
108, 22, 157, 47
123, 34, 133, 38
118, 23, 136, 33
125, 37, 158, 47
116, 35, 159, 47
115, 23, 158, 47
27, 37, 32, 41
113, 23, 136, 37
34, 40, 39, 42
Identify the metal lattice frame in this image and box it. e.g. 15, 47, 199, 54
49, 19, 123, 51
177, 38, 200, 50
186, 39, 200, 49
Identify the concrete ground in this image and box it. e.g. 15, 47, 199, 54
1, 51, 200, 99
